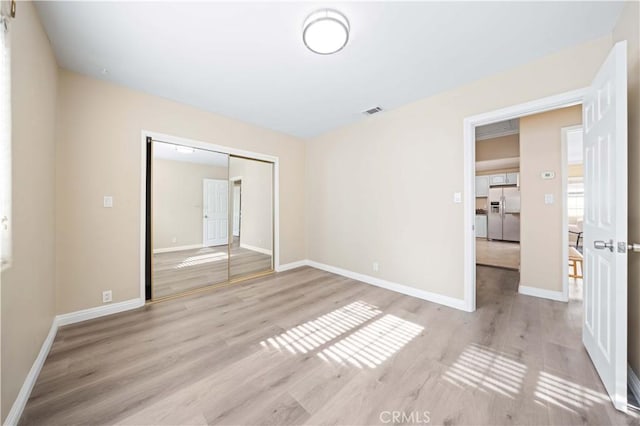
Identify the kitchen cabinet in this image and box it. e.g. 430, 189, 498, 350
506, 172, 519, 185
475, 215, 488, 238
489, 174, 507, 186
475, 176, 489, 197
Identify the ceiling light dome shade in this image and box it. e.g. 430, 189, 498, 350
303, 9, 350, 55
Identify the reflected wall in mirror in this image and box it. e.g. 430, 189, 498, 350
152, 141, 229, 299
229, 156, 274, 279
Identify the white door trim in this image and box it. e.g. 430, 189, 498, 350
463, 88, 587, 312
140, 130, 280, 302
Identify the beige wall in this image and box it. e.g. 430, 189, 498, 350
614, 1, 640, 376
55, 70, 305, 314
229, 157, 273, 253
476, 134, 519, 162
519, 106, 582, 293
1, 2, 58, 419
152, 159, 227, 250
306, 36, 611, 300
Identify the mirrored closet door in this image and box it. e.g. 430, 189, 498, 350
148, 141, 274, 301
229, 156, 274, 280
151, 141, 230, 299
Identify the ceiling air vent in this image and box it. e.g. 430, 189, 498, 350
362, 106, 383, 116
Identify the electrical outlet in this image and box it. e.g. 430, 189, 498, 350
102, 290, 112, 304
372, 262, 379, 272
103, 196, 113, 208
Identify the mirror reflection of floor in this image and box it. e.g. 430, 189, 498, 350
476, 238, 520, 270
152, 238, 271, 299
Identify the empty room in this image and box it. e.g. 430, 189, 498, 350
1, 1, 639, 425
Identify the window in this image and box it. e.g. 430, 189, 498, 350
567, 181, 584, 224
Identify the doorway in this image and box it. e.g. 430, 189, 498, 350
464, 41, 629, 413
562, 125, 585, 303
474, 119, 521, 272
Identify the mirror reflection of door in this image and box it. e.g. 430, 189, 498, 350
151, 141, 229, 299
202, 178, 229, 247
229, 156, 273, 279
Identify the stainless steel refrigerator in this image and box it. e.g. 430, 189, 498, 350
488, 186, 520, 242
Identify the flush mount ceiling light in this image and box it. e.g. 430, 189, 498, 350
303, 9, 350, 55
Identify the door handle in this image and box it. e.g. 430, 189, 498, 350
594, 240, 614, 252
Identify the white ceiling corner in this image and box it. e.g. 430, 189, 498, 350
35, 1, 625, 138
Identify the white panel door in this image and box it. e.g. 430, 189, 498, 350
203, 179, 229, 247
582, 41, 628, 412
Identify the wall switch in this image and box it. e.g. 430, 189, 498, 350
102, 290, 112, 303
544, 194, 554, 205
103, 196, 113, 208
453, 192, 462, 204
372, 262, 379, 272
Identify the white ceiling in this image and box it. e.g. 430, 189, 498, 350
153, 141, 228, 167
35, 1, 624, 138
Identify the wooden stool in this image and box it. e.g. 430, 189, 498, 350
569, 246, 583, 279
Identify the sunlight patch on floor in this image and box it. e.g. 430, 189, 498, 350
534, 371, 609, 413
175, 252, 229, 269
320, 314, 424, 369
443, 343, 527, 399
260, 301, 382, 354
260, 302, 423, 369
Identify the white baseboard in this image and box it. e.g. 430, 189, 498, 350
3, 321, 58, 426
629, 365, 640, 405
276, 260, 308, 272
153, 244, 202, 254
240, 243, 273, 256
3, 298, 144, 425
306, 260, 467, 311
55, 298, 145, 327
518, 284, 568, 302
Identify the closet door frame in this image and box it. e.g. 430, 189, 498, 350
142, 130, 279, 303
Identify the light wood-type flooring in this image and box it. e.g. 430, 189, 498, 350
476, 238, 520, 270
153, 239, 272, 298
20, 266, 638, 425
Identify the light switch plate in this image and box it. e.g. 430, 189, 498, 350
453, 192, 462, 204
103, 196, 113, 208
544, 194, 554, 205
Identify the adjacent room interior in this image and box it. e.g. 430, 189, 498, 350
474, 119, 521, 271
2, 1, 639, 425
